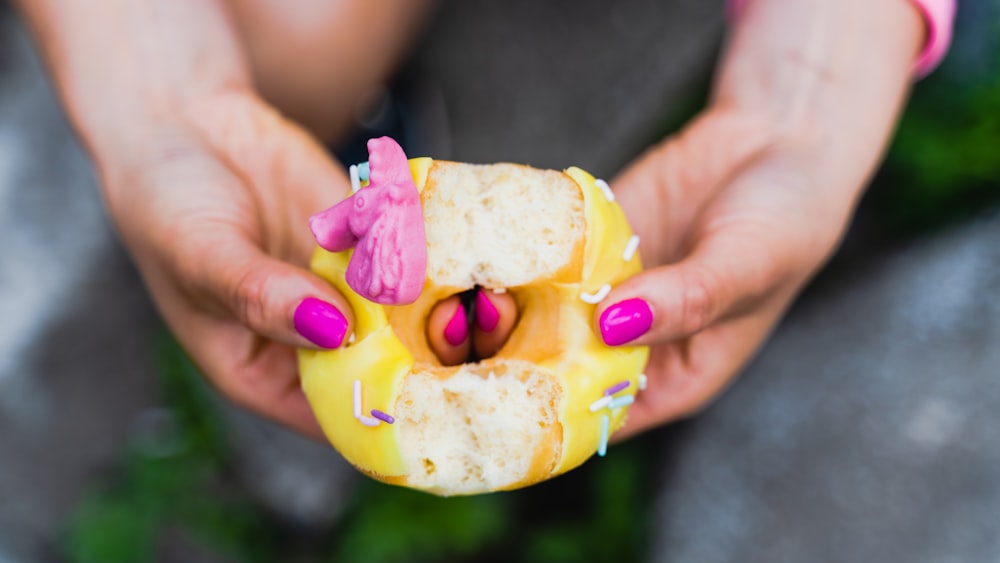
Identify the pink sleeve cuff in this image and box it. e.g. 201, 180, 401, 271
909, 0, 957, 77
725, 0, 957, 78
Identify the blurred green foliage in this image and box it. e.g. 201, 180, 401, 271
876, 22, 1000, 233
64, 336, 655, 563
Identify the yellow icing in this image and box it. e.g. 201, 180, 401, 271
542, 168, 647, 473
300, 160, 648, 491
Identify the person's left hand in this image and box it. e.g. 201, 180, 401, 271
597, 109, 848, 439
591, 0, 926, 439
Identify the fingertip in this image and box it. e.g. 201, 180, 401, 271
427, 296, 470, 366
595, 294, 654, 347
444, 301, 468, 346
594, 262, 719, 346
474, 289, 500, 332
293, 296, 349, 349
472, 288, 517, 359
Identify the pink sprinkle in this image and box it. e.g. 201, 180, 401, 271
371, 409, 395, 424
603, 380, 630, 396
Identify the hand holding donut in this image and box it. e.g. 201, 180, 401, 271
104, 91, 354, 439
17, 0, 358, 438
600, 0, 928, 439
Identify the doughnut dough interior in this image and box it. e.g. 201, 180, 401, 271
300, 158, 648, 496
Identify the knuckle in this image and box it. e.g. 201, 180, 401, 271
677, 268, 716, 335
230, 267, 273, 331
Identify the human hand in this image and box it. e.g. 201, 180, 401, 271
599, 109, 844, 438
101, 89, 353, 438
14, 0, 371, 437
597, 0, 927, 439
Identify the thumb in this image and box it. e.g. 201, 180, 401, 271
197, 235, 356, 350
595, 228, 786, 346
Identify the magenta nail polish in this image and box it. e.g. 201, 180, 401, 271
599, 298, 653, 346
475, 290, 500, 332
294, 297, 348, 348
444, 303, 468, 346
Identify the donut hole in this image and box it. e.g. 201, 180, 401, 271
424, 286, 521, 366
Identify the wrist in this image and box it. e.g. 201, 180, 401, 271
18, 0, 251, 165
712, 0, 925, 201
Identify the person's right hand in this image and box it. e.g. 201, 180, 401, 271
16, 0, 445, 438
100, 88, 354, 438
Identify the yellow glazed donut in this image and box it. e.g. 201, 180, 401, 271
299, 155, 648, 496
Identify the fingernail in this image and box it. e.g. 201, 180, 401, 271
475, 289, 499, 332
444, 302, 468, 346
599, 298, 653, 346
294, 297, 348, 348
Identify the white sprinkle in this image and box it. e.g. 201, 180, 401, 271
598, 414, 610, 457
580, 284, 611, 304
350, 164, 361, 194
638, 373, 647, 391
622, 235, 640, 261
353, 380, 362, 419
492, 287, 507, 294
595, 179, 615, 202
358, 415, 381, 427
347, 333, 357, 345
608, 395, 635, 409
589, 396, 613, 412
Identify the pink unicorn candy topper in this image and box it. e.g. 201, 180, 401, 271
308, 137, 427, 305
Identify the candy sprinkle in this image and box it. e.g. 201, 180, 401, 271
598, 414, 610, 457
622, 235, 640, 261
580, 284, 611, 304
358, 415, 381, 427
608, 395, 635, 409
595, 179, 616, 202
603, 380, 630, 396
353, 380, 362, 419
638, 373, 648, 391
371, 409, 395, 424
492, 287, 507, 294
589, 396, 613, 412
349, 164, 361, 194
357, 161, 371, 182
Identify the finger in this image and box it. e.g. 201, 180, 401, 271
611, 307, 787, 441
596, 225, 787, 347
176, 316, 327, 440
612, 110, 777, 260
273, 126, 353, 265
218, 99, 353, 264
427, 295, 470, 366
188, 233, 356, 351
471, 289, 517, 359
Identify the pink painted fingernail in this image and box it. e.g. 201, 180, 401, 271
444, 302, 468, 346
475, 289, 499, 332
294, 297, 348, 348
599, 298, 653, 346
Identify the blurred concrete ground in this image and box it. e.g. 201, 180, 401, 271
1, 0, 998, 562
0, 8, 161, 563
0, 5, 356, 563
649, 210, 1000, 562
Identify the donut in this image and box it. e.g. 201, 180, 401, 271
299, 138, 648, 496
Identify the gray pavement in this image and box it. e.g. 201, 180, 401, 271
0, 7, 355, 562
649, 211, 1000, 562
0, 10, 160, 562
